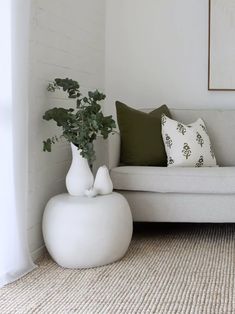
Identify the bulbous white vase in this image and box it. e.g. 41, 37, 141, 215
94, 165, 113, 195
66, 143, 94, 196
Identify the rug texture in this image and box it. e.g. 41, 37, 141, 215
1, 223, 235, 314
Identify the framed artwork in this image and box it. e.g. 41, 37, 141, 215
208, 0, 235, 91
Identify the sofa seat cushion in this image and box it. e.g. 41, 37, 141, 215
110, 166, 235, 194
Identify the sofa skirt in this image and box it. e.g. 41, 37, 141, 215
117, 191, 235, 223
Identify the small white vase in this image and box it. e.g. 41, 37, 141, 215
94, 165, 113, 195
66, 143, 94, 196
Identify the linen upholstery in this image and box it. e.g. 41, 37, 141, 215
107, 108, 235, 223
120, 191, 235, 222
108, 108, 235, 168
111, 166, 235, 194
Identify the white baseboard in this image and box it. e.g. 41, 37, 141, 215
31, 245, 45, 262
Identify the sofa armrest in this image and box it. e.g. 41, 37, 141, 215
108, 132, 120, 169
93, 132, 120, 174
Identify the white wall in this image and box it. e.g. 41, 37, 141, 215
105, 0, 235, 116
27, 0, 235, 258
28, 0, 105, 259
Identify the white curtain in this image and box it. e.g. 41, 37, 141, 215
0, 0, 36, 287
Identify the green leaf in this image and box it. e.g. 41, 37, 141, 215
43, 139, 52, 152
43, 77, 116, 163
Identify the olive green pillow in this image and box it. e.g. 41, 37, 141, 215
116, 101, 171, 166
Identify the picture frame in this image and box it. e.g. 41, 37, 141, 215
208, 0, 235, 91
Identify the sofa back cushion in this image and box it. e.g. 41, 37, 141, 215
143, 108, 235, 166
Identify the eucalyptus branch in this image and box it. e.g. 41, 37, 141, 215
43, 78, 116, 163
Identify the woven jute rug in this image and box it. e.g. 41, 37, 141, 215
1, 223, 235, 314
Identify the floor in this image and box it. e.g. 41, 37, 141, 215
1, 223, 235, 314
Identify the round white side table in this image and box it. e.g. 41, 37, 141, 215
42, 192, 133, 268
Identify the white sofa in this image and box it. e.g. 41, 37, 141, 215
108, 108, 235, 223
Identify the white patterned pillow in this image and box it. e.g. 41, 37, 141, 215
161, 114, 217, 167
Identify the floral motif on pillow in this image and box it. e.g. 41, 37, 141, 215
161, 114, 217, 167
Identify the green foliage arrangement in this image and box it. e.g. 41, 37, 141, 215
43, 78, 116, 163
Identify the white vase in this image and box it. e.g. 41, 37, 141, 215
66, 143, 94, 196
94, 165, 113, 195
